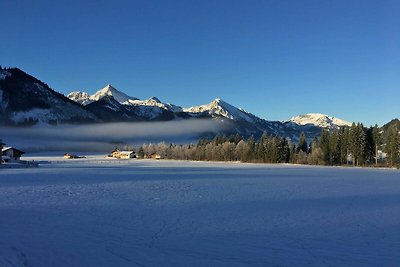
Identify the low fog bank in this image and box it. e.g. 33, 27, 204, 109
0, 119, 228, 152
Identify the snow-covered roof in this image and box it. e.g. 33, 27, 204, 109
2, 147, 25, 154
119, 151, 135, 155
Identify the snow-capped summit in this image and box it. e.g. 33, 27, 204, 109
67, 85, 138, 106
184, 98, 256, 123
149, 96, 161, 103
288, 113, 352, 129
67, 91, 92, 105
91, 84, 137, 103
125, 97, 183, 113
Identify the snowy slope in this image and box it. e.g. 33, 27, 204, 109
67, 87, 182, 119
68, 87, 184, 120
0, 69, 96, 125
68, 85, 139, 106
8, 83, 96, 125
288, 113, 352, 129
67, 91, 92, 105
184, 98, 257, 123
91, 84, 138, 103
125, 97, 183, 113
67, 85, 138, 106
0, 157, 399, 267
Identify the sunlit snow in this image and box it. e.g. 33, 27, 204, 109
0, 156, 399, 266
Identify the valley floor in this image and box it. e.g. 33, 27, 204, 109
0, 155, 399, 266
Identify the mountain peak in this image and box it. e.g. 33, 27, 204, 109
288, 113, 352, 128
67, 91, 92, 105
91, 85, 137, 103
149, 96, 161, 103
184, 98, 256, 123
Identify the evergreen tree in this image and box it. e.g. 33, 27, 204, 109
386, 126, 400, 167
297, 132, 308, 153
372, 125, 382, 165
364, 127, 375, 164
319, 130, 331, 165
329, 130, 341, 165
256, 132, 268, 162
350, 123, 367, 166
340, 127, 350, 165
246, 135, 256, 162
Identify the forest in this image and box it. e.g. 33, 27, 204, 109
137, 122, 400, 168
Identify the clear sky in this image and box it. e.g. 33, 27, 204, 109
1, 0, 399, 126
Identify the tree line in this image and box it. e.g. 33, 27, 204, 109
136, 123, 400, 168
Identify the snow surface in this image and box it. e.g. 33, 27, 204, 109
0, 156, 399, 266
11, 108, 54, 123
288, 113, 352, 128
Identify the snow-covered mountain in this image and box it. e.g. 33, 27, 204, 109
125, 97, 183, 113
0, 68, 97, 126
67, 86, 185, 121
1, 66, 362, 141
91, 84, 137, 103
67, 91, 92, 105
65, 84, 354, 138
287, 113, 352, 129
184, 98, 258, 123
67, 84, 138, 106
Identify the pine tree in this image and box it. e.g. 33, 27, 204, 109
329, 130, 341, 165
372, 125, 382, 165
319, 130, 331, 165
340, 127, 350, 165
256, 132, 268, 162
350, 123, 367, 166
297, 132, 308, 153
364, 127, 375, 164
246, 135, 256, 162
386, 126, 400, 167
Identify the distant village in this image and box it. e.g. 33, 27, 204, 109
106, 148, 162, 160
1, 138, 165, 169
63, 147, 162, 160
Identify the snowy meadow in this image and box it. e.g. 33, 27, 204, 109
0, 156, 399, 266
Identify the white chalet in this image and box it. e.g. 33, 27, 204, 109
119, 151, 136, 159
2, 147, 25, 162
110, 150, 136, 159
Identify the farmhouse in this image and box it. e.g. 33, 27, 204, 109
150, 153, 162, 160
2, 147, 25, 162
119, 151, 136, 159
109, 149, 136, 159
64, 153, 85, 159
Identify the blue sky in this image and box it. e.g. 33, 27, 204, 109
1, 0, 399, 126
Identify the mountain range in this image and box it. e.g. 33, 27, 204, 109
1, 67, 388, 142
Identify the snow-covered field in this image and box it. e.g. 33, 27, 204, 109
0, 156, 399, 266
